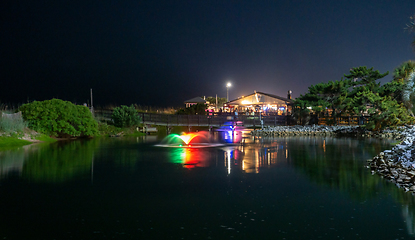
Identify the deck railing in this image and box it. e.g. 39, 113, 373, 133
94, 110, 369, 127
94, 110, 289, 127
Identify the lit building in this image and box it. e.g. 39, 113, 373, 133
223, 91, 294, 115
183, 97, 207, 108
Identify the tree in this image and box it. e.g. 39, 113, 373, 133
176, 103, 207, 115
380, 61, 415, 116
111, 105, 142, 128
293, 80, 351, 124
206, 96, 227, 108
343, 66, 388, 115
293, 66, 415, 129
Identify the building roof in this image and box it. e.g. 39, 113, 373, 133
226, 91, 294, 106
184, 97, 207, 103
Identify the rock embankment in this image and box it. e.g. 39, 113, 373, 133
251, 125, 354, 136
368, 125, 415, 193
251, 125, 404, 139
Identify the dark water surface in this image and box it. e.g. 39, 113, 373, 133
1, 131, 415, 239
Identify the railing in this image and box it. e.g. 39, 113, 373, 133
139, 113, 289, 127
94, 110, 369, 127
94, 110, 289, 127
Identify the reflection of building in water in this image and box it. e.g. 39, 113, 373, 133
224, 139, 290, 174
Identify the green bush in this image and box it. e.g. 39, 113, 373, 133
19, 99, 98, 137
111, 105, 142, 128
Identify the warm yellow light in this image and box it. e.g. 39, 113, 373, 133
241, 100, 251, 105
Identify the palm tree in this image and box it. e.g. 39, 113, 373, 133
406, 14, 415, 51
402, 70, 415, 116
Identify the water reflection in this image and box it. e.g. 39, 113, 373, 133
0, 145, 29, 178
170, 148, 214, 168
4, 134, 415, 237
163, 133, 415, 236
287, 137, 389, 199
0, 140, 97, 182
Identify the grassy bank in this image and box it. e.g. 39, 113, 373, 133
0, 137, 32, 147
0, 123, 145, 148
0, 131, 57, 148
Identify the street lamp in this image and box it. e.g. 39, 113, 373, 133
226, 82, 232, 101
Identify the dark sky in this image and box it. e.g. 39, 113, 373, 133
1, 0, 414, 107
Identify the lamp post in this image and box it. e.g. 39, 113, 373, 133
226, 82, 232, 102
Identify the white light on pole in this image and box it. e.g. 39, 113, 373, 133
226, 82, 232, 101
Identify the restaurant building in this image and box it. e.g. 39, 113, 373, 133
223, 91, 294, 115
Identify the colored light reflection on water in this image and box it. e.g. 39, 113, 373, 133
169, 147, 211, 168
220, 130, 243, 143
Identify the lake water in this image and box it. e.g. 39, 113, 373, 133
1, 131, 414, 239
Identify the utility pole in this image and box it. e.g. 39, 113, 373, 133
90, 88, 94, 115
216, 94, 218, 111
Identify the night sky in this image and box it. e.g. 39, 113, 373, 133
1, 1, 414, 107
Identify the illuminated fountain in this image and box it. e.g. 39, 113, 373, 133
215, 121, 246, 132
155, 131, 225, 148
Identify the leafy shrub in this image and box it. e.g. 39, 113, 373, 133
111, 105, 142, 128
97, 122, 122, 137
19, 99, 98, 137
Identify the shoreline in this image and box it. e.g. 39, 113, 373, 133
252, 125, 414, 193
251, 125, 405, 139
